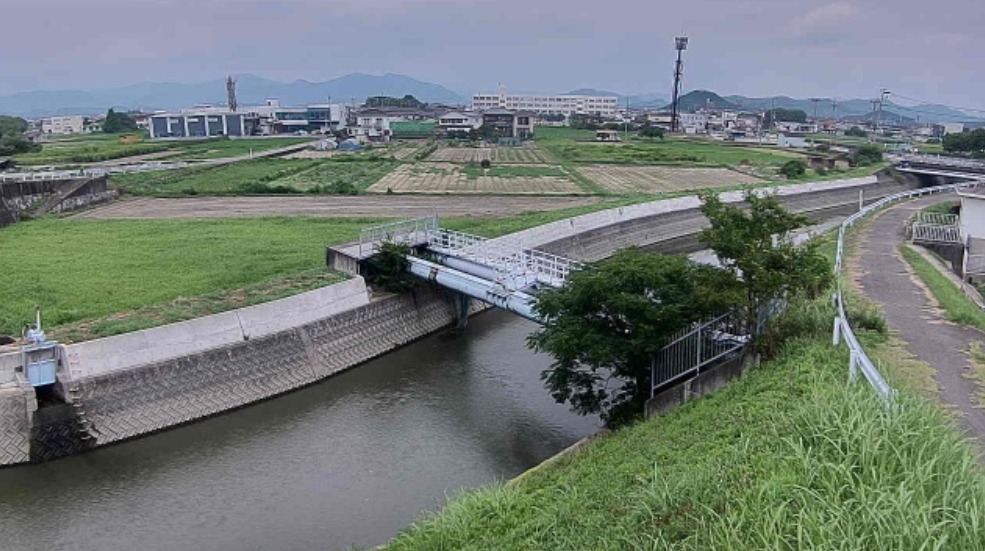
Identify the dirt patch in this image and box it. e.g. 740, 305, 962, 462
74, 195, 604, 220
577, 165, 762, 193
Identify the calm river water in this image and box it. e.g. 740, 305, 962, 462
0, 311, 600, 551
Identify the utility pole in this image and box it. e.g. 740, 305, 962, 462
876, 88, 890, 136
624, 96, 630, 141
809, 98, 821, 119
670, 36, 688, 133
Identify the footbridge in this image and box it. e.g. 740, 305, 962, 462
348, 216, 581, 322
895, 154, 985, 181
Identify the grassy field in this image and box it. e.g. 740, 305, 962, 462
381, 296, 985, 550
12, 135, 312, 165
534, 128, 805, 169
0, 217, 386, 336
900, 244, 985, 331
163, 137, 313, 160
109, 159, 320, 195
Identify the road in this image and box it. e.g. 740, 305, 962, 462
72, 195, 604, 219
855, 196, 985, 447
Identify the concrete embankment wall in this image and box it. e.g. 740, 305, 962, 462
0, 177, 117, 227
73, 284, 470, 450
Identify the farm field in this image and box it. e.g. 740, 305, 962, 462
428, 145, 557, 164
368, 163, 583, 194
109, 159, 319, 195
274, 157, 399, 192
577, 165, 763, 193
535, 127, 806, 169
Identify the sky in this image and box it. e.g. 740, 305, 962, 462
1, 0, 983, 110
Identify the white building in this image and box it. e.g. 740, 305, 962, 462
438, 111, 482, 135
679, 113, 709, 134
41, 115, 85, 135
349, 110, 391, 142
959, 191, 985, 281
472, 92, 617, 117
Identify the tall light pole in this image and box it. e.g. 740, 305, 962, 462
670, 36, 688, 133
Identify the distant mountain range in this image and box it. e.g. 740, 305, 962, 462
0, 73, 468, 118
3, 74, 981, 125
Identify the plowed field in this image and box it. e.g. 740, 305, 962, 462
577, 165, 763, 193
368, 163, 583, 194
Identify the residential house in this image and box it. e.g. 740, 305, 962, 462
350, 109, 392, 142
41, 115, 85, 135
438, 111, 482, 137
481, 109, 534, 139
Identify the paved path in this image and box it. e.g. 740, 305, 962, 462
856, 196, 985, 443
72, 195, 603, 220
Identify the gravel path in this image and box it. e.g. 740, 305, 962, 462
73, 195, 604, 220
855, 196, 985, 444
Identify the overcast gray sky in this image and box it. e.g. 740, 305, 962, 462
1, 0, 982, 109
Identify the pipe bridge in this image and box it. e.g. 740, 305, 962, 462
358, 216, 581, 322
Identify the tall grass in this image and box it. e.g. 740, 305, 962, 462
900, 245, 985, 331
380, 297, 985, 550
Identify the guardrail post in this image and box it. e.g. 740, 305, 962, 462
848, 351, 859, 381
832, 316, 841, 346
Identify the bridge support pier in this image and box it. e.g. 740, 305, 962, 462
454, 293, 472, 330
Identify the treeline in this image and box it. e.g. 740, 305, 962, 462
943, 128, 985, 157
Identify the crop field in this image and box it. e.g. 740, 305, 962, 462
428, 146, 557, 164
368, 163, 583, 194
577, 165, 763, 193
273, 157, 399, 192
109, 159, 320, 195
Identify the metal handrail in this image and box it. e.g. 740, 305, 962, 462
833, 178, 985, 406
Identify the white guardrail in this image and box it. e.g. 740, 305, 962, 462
832, 178, 985, 405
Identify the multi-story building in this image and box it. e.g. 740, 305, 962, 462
148, 101, 347, 138
472, 92, 617, 118
41, 115, 85, 135
481, 109, 535, 139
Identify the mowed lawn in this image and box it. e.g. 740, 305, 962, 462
0, 217, 386, 335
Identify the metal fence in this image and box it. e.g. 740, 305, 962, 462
833, 179, 985, 406
909, 212, 962, 245
651, 310, 748, 395
357, 215, 438, 257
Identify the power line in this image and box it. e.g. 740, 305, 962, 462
887, 92, 985, 115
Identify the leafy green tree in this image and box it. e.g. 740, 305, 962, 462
102, 109, 137, 134
764, 108, 808, 126
0, 115, 41, 156
528, 249, 739, 426
698, 190, 831, 330
853, 143, 883, 166
779, 159, 807, 179
943, 128, 985, 154
365, 95, 423, 108
365, 241, 415, 293
845, 126, 868, 138
639, 125, 665, 139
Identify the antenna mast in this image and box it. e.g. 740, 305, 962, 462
227, 75, 238, 112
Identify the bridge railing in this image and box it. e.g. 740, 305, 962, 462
358, 215, 438, 257
833, 179, 985, 406
900, 154, 985, 171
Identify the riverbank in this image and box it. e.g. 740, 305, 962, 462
379, 297, 985, 550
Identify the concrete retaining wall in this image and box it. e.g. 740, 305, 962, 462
65, 277, 370, 378
73, 285, 469, 449
0, 387, 33, 465
644, 354, 748, 418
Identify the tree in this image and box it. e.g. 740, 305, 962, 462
853, 143, 883, 166
638, 125, 665, 139
365, 95, 423, 108
764, 108, 808, 127
943, 128, 985, 154
102, 109, 137, 134
845, 126, 868, 138
698, 190, 831, 330
528, 249, 738, 426
0, 115, 41, 156
779, 159, 807, 179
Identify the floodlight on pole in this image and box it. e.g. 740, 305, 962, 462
670, 36, 688, 133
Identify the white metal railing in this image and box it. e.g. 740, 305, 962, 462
358, 215, 438, 257
900, 154, 985, 171
833, 179, 985, 406
651, 310, 748, 395
911, 223, 962, 245
425, 227, 583, 291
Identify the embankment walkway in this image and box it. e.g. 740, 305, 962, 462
855, 196, 985, 445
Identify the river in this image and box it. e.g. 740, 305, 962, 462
0, 310, 600, 551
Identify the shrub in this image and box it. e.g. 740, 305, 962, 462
779, 159, 807, 179
480, 159, 491, 169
